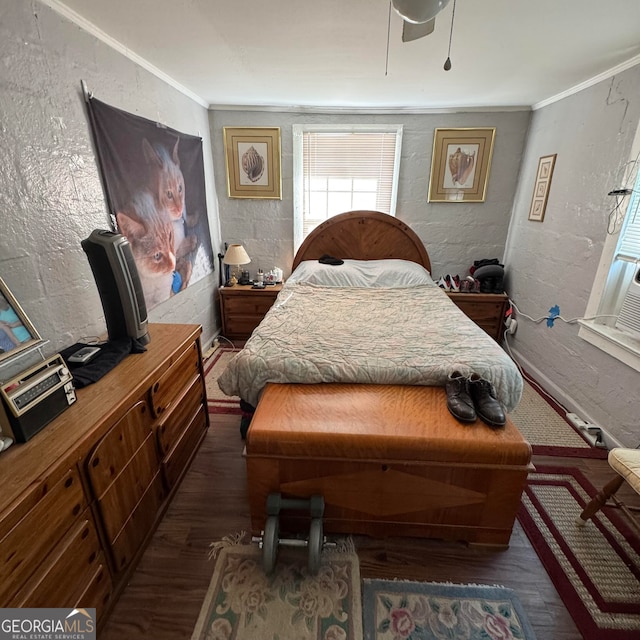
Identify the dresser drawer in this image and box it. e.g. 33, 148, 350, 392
0, 468, 86, 604
162, 405, 207, 488
446, 293, 508, 341
86, 401, 152, 498
94, 433, 162, 543
156, 374, 204, 456
76, 563, 113, 623
150, 341, 200, 418
14, 512, 105, 608
110, 472, 165, 573
224, 294, 278, 318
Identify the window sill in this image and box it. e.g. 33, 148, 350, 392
578, 320, 640, 372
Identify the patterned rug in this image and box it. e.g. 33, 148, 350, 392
509, 380, 606, 458
205, 348, 242, 415
362, 579, 537, 640
191, 535, 362, 640
518, 465, 640, 639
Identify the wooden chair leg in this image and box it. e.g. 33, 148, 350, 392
577, 475, 625, 525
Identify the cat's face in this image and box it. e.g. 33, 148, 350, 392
117, 212, 176, 277
143, 138, 186, 221
158, 163, 185, 221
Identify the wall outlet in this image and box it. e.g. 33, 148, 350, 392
505, 318, 518, 335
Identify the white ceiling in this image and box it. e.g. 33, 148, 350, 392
48, 0, 640, 111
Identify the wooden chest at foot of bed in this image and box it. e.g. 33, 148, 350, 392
245, 383, 533, 547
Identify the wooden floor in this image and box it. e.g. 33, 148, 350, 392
100, 412, 640, 640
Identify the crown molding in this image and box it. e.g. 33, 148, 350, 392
533, 54, 640, 111
36, 0, 640, 115
40, 0, 208, 108
207, 103, 531, 114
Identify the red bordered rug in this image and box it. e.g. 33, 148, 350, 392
204, 348, 242, 415
518, 465, 640, 639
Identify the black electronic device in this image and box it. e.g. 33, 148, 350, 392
81, 230, 150, 345
67, 345, 101, 364
0, 354, 76, 442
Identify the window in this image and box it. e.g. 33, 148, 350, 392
579, 127, 640, 371
292, 125, 403, 250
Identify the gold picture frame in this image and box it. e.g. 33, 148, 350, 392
0, 276, 43, 364
223, 127, 282, 199
528, 154, 557, 222
428, 128, 496, 203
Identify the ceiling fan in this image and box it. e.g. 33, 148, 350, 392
391, 0, 451, 42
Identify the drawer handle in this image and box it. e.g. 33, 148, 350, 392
72, 504, 81, 516
92, 457, 100, 467
381, 464, 389, 472
65, 477, 74, 488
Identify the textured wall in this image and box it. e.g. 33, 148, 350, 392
0, 0, 221, 370
210, 110, 531, 280
504, 65, 640, 446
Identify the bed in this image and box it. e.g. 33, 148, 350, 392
218, 210, 523, 412
218, 211, 530, 546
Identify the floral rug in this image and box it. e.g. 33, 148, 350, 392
362, 580, 536, 640
191, 534, 362, 640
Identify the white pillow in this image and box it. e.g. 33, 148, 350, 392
288, 259, 434, 288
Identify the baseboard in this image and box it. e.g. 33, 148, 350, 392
507, 345, 623, 450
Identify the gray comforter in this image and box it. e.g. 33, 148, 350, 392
218, 282, 523, 410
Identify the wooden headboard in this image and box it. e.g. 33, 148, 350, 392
292, 210, 431, 272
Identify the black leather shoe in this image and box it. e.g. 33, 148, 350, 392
445, 371, 476, 423
467, 374, 506, 427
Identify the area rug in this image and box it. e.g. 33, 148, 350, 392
204, 348, 242, 415
191, 534, 362, 640
362, 579, 537, 640
518, 465, 640, 639
509, 380, 606, 458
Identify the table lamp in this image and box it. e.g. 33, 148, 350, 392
223, 244, 251, 286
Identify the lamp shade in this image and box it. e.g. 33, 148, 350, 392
392, 0, 450, 24
223, 244, 251, 266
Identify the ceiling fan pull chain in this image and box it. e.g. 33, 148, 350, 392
444, 0, 457, 71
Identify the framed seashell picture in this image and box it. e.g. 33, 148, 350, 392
428, 128, 495, 202
223, 127, 282, 199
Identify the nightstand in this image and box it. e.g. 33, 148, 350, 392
446, 292, 509, 342
219, 284, 283, 340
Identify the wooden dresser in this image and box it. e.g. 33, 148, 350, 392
219, 284, 282, 340
446, 292, 509, 342
0, 324, 208, 626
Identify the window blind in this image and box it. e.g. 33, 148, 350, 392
300, 130, 400, 237
615, 171, 640, 262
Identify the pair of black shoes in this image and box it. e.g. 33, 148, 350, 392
445, 371, 506, 428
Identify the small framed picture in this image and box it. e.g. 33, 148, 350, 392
223, 127, 282, 199
528, 154, 557, 222
428, 128, 496, 202
0, 277, 42, 364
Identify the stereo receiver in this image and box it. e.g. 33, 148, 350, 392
0, 354, 76, 443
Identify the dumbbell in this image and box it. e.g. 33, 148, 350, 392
254, 493, 325, 575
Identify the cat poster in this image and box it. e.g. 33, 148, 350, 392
87, 97, 214, 310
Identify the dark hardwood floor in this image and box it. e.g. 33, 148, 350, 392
99, 412, 640, 640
